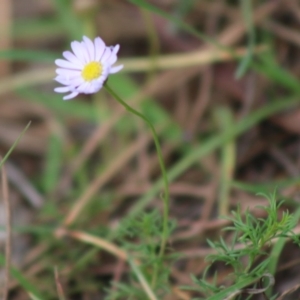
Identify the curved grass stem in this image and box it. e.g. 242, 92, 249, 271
104, 83, 170, 287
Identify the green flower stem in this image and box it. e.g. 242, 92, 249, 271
104, 83, 170, 279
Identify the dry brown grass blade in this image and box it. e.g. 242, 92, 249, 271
63, 133, 151, 226
1, 159, 11, 300
262, 20, 300, 47
218, 0, 279, 46
0, 0, 12, 77
5, 162, 44, 208
55, 228, 127, 260
54, 267, 67, 300
276, 283, 300, 300
186, 67, 213, 136
171, 287, 191, 300
119, 45, 268, 71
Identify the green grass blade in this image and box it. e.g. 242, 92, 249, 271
175, 0, 197, 17
0, 254, 45, 300
43, 133, 63, 193
253, 53, 300, 93
0, 122, 31, 169
235, 0, 255, 78
216, 107, 236, 216
28, 294, 43, 300
265, 205, 300, 297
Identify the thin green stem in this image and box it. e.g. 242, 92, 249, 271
104, 83, 170, 286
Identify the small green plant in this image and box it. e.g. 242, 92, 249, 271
184, 192, 300, 300
106, 210, 175, 299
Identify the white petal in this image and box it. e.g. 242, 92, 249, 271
112, 44, 120, 55
71, 41, 86, 63
110, 65, 123, 74
76, 82, 90, 93
54, 86, 70, 93
94, 82, 104, 93
56, 68, 81, 77
95, 69, 109, 83
63, 51, 84, 68
54, 75, 65, 82
55, 75, 80, 87
86, 83, 97, 94
106, 45, 120, 65
100, 47, 111, 63
55, 59, 81, 70
83, 36, 95, 61
80, 41, 90, 64
107, 54, 118, 66
63, 91, 79, 100
94, 37, 106, 61
86, 83, 96, 94
55, 76, 70, 85
90, 79, 104, 93
68, 76, 84, 88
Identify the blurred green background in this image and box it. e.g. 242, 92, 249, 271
0, 0, 300, 299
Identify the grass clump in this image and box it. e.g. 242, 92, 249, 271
184, 192, 300, 300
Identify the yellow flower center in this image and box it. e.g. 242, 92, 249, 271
81, 62, 102, 81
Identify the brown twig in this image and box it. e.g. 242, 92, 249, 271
54, 267, 67, 300
1, 159, 11, 300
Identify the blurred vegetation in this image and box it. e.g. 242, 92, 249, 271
0, 0, 300, 299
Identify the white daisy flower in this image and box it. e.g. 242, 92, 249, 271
54, 36, 123, 100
